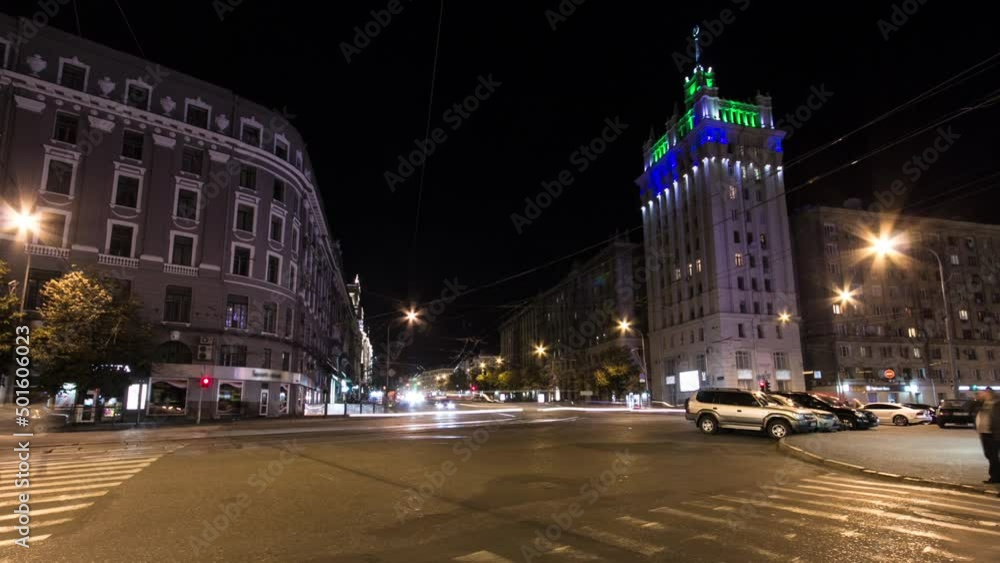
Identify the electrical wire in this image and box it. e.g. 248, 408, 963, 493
112, 0, 145, 58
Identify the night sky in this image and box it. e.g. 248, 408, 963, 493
8, 0, 1000, 371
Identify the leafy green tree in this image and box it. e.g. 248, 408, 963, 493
32, 270, 154, 415
593, 347, 641, 399
0, 261, 24, 383
447, 368, 468, 390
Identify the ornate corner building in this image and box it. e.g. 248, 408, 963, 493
637, 58, 806, 403
0, 15, 367, 418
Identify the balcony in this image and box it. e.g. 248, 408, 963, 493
163, 263, 199, 277
98, 254, 139, 268
25, 244, 70, 259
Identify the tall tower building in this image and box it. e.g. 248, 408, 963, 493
637, 29, 805, 403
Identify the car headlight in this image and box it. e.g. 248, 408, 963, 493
854, 412, 865, 417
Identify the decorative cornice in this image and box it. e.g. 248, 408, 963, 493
199, 264, 221, 271
209, 149, 230, 163
140, 254, 164, 263
153, 133, 177, 148
71, 244, 99, 253
14, 95, 45, 113
87, 115, 115, 132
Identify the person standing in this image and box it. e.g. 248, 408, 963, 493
976, 388, 1000, 484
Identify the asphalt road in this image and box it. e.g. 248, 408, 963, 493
2, 410, 1000, 562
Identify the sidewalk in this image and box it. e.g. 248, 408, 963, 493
783, 424, 998, 495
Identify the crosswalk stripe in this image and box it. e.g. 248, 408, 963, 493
922, 546, 973, 561
549, 545, 602, 560
0, 490, 108, 508
0, 502, 93, 522
617, 515, 665, 530
796, 484, 1000, 518
651, 505, 731, 525
816, 475, 1000, 503
0, 468, 145, 490
0, 533, 51, 547
884, 526, 957, 543
681, 499, 736, 512
762, 494, 1000, 537
711, 495, 850, 522
0, 456, 161, 471
577, 526, 664, 556
0, 481, 125, 499
453, 551, 515, 562
0, 518, 73, 534
17, 461, 152, 476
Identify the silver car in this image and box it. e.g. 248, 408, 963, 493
685, 388, 817, 439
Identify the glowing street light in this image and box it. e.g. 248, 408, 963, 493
617, 319, 633, 333
778, 312, 791, 323
405, 309, 419, 323
496, 356, 504, 366
534, 343, 547, 357
836, 287, 855, 304
5, 210, 40, 314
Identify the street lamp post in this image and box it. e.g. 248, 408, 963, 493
617, 319, 650, 407
9, 211, 40, 314
872, 237, 958, 399
384, 309, 419, 412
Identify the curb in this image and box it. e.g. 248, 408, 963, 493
778, 438, 1000, 498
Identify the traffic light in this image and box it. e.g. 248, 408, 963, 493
470, 385, 477, 392
199, 376, 212, 388
759, 378, 771, 392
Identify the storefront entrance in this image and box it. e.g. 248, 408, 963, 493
260, 389, 269, 416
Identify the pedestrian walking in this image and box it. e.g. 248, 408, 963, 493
975, 388, 1000, 484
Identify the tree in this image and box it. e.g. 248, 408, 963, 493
448, 368, 468, 391
476, 369, 499, 390
32, 270, 154, 415
0, 261, 24, 384
593, 347, 641, 399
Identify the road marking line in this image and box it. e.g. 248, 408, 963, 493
741, 545, 788, 561
0, 533, 50, 547
922, 546, 973, 561
0, 518, 73, 534
680, 499, 736, 512
617, 515, 665, 530
682, 533, 717, 543
711, 495, 850, 522
814, 476, 1000, 504
763, 494, 1000, 537
549, 545, 602, 560
803, 479, 1000, 511
0, 456, 161, 471
884, 526, 957, 543
0, 502, 93, 522
0, 490, 108, 508
651, 506, 730, 525
0, 482, 125, 499
796, 484, 1000, 517
0, 469, 144, 490
453, 551, 515, 562
577, 526, 664, 556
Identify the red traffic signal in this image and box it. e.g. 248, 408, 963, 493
199, 376, 212, 388
470, 385, 477, 392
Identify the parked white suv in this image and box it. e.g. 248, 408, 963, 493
685, 388, 817, 439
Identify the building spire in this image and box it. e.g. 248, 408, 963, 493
693, 25, 701, 67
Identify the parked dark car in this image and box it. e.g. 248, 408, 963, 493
776, 392, 879, 430
936, 399, 976, 427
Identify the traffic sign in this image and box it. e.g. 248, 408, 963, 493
884, 368, 896, 380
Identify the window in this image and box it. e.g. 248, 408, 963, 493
824, 223, 837, 237
738, 323, 746, 338
171, 235, 195, 266
764, 279, 772, 292
839, 345, 850, 358
748, 255, 756, 268
737, 277, 745, 290
59, 60, 87, 90
275, 138, 289, 161
913, 347, 922, 359
989, 350, 997, 361
833, 303, 843, 315
732, 210, 739, 222
53, 112, 79, 144
871, 286, 883, 297
273, 179, 285, 203
828, 263, 840, 275
263, 302, 277, 333
745, 211, 751, 223
121, 130, 144, 160
734, 231, 741, 243
728, 185, 737, 200
181, 147, 204, 175
281, 352, 291, 371
235, 204, 255, 232
739, 301, 747, 313
824, 244, 837, 257
270, 215, 284, 243
757, 324, 765, 339
959, 309, 969, 321
262, 349, 272, 369
185, 103, 209, 128
743, 188, 749, 201
225, 295, 249, 329
289, 263, 297, 292
108, 224, 135, 257
284, 309, 294, 337
113, 175, 140, 208
735, 253, 744, 267
266, 254, 281, 284
125, 82, 151, 110
164, 286, 192, 323
220, 345, 247, 367
907, 327, 918, 338
175, 188, 198, 220
968, 256, 979, 267
232, 246, 251, 276
241, 124, 261, 146
239, 166, 257, 190
950, 254, 960, 265
773, 352, 789, 370
751, 278, 759, 291
41, 160, 73, 196
753, 301, 761, 314
766, 302, 774, 315
755, 190, 762, 202
759, 234, 767, 249
0, 40, 8, 69
775, 324, 783, 339
762, 256, 770, 272
695, 259, 702, 273
35, 212, 67, 247
735, 351, 751, 370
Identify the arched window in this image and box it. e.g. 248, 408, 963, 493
156, 341, 192, 364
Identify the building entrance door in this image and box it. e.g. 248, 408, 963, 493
260, 389, 269, 416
